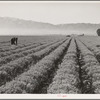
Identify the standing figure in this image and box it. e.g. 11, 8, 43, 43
11, 38, 13, 45
15, 37, 18, 45
11, 38, 14, 45
11, 37, 18, 45
13, 37, 16, 45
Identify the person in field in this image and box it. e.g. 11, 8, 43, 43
11, 37, 15, 45
15, 37, 18, 45
11, 37, 18, 45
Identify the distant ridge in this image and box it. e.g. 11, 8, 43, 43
0, 17, 100, 29
0, 17, 56, 29
0, 17, 100, 35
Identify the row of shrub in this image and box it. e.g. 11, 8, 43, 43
0, 41, 37, 52
0, 39, 63, 67
0, 39, 62, 57
0, 42, 42, 58
0, 38, 66, 87
0, 38, 71, 93
79, 38, 100, 63
76, 38, 100, 93
47, 39, 80, 94
0, 38, 63, 52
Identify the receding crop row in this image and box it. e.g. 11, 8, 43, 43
0, 43, 42, 58
0, 40, 10, 44
9, 39, 63, 56
0, 40, 45, 52
79, 38, 100, 63
0, 39, 63, 66
47, 39, 80, 94
0, 41, 11, 48
0, 42, 37, 52
0, 39, 67, 87
0, 43, 10, 48
0, 38, 62, 52
76, 38, 100, 93
0, 38, 71, 93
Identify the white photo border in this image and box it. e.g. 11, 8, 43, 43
0, 0, 100, 99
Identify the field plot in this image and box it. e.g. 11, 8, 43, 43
0, 35, 100, 94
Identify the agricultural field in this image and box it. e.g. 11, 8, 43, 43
0, 35, 100, 94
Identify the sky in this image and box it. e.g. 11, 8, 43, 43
0, 1, 100, 24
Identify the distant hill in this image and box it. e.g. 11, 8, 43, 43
0, 17, 100, 35
0, 17, 57, 29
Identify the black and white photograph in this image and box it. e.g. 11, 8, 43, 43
0, 1, 100, 97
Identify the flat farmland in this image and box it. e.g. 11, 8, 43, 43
0, 35, 100, 94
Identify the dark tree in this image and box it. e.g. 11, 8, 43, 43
97, 29, 100, 36
66, 35, 70, 37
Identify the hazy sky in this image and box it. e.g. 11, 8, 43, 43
0, 1, 100, 24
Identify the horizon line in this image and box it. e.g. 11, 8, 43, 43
0, 16, 100, 25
